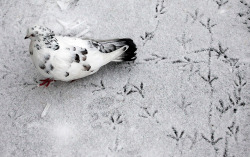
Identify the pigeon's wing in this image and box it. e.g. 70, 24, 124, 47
54, 36, 129, 69
90, 38, 137, 54
90, 40, 123, 53
57, 36, 136, 55
88, 38, 137, 62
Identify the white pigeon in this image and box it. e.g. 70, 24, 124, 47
25, 25, 137, 87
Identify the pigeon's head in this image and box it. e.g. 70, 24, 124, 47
25, 25, 55, 39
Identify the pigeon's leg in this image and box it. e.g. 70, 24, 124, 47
39, 78, 55, 87
70, 80, 76, 83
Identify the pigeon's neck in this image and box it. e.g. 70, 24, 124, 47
30, 37, 43, 52
32, 35, 60, 51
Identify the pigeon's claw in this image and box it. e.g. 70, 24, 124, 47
39, 78, 55, 87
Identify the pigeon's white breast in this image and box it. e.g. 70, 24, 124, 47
30, 41, 53, 78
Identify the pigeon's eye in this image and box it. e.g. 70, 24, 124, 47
30, 34, 35, 37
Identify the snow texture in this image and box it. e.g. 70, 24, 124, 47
0, 0, 250, 156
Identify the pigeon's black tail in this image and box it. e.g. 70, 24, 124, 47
113, 38, 137, 62
97, 38, 137, 62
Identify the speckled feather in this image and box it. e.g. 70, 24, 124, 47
26, 26, 137, 82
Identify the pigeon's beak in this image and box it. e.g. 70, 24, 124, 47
24, 36, 29, 39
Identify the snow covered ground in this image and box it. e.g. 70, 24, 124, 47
0, 0, 250, 156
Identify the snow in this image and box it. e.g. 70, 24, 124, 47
0, 0, 249, 156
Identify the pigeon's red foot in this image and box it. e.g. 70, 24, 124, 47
39, 78, 55, 87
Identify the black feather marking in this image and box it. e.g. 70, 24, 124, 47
92, 41, 99, 48
34, 44, 41, 50
115, 39, 137, 61
39, 64, 46, 69
95, 39, 137, 61
75, 54, 80, 63
30, 51, 33, 55
65, 72, 69, 77
83, 65, 91, 71
54, 45, 59, 50
43, 33, 59, 51
45, 55, 50, 61
50, 64, 54, 70
81, 48, 88, 55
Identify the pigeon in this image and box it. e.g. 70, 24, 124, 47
25, 25, 137, 87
